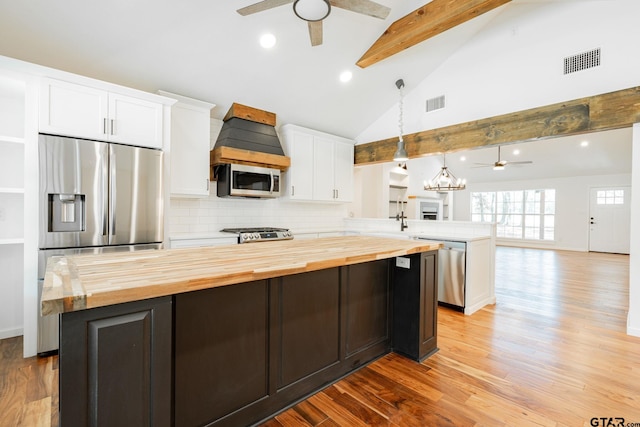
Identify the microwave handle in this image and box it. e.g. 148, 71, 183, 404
270, 170, 275, 193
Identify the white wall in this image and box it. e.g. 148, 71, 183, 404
451, 173, 631, 252
357, 0, 640, 144
628, 124, 640, 337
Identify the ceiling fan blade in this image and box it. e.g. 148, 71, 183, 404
507, 160, 533, 165
237, 0, 293, 16
308, 21, 323, 46
329, 0, 391, 19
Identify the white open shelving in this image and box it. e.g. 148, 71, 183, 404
0, 71, 26, 339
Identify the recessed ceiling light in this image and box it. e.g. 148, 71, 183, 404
460, 156, 466, 162
339, 70, 352, 83
581, 140, 589, 147
260, 33, 276, 49
513, 149, 520, 155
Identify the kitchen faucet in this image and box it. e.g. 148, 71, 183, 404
396, 199, 408, 231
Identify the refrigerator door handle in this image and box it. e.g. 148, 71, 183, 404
109, 147, 116, 242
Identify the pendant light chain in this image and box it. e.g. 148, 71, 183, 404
393, 79, 408, 162
398, 82, 404, 142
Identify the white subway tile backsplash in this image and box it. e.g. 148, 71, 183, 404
169, 194, 348, 237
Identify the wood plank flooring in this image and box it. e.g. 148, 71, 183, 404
1, 247, 639, 426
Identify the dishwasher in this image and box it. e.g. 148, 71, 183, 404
438, 241, 466, 310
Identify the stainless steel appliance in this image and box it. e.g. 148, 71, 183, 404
37, 134, 164, 355
437, 240, 466, 310
220, 227, 293, 244
420, 200, 442, 221
215, 163, 281, 198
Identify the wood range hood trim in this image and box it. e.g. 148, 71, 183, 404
210, 103, 290, 180
354, 86, 640, 165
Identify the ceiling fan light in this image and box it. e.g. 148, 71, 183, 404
493, 164, 505, 171
293, 0, 331, 22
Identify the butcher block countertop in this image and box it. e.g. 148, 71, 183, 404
41, 236, 442, 316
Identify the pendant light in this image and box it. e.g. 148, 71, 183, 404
393, 79, 408, 162
424, 154, 466, 191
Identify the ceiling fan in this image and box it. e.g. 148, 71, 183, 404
237, 0, 391, 47
473, 146, 533, 171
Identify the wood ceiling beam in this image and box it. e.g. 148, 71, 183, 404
354, 86, 640, 165
356, 0, 512, 68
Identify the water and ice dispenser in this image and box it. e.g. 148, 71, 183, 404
48, 194, 85, 232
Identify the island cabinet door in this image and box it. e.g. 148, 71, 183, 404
343, 259, 391, 363
392, 251, 439, 361
274, 268, 342, 393
174, 280, 270, 427
59, 296, 172, 427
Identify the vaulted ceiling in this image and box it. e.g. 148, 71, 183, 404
0, 0, 571, 140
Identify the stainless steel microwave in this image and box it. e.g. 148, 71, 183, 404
216, 163, 281, 198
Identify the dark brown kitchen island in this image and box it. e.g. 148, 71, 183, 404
42, 236, 441, 427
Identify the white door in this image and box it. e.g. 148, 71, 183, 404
589, 187, 631, 254
313, 137, 336, 201
108, 93, 163, 149
333, 141, 354, 202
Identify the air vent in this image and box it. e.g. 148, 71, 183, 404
425, 95, 445, 113
564, 48, 601, 74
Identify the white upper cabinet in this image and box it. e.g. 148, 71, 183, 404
280, 124, 354, 203
333, 140, 354, 202
159, 91, 215, 198
40, 78, 163, 149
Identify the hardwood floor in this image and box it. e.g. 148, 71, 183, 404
1, 247, 638, 426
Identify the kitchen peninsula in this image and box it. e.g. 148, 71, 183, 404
42, 236, 441, 427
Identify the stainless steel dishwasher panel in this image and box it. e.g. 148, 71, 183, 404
437, 241, 466, 309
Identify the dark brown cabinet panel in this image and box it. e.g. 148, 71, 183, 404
174, 280, 270, 427
277, 268, 341, 389
59, 296, 172, 427
344, 260, 390, 358
392, 251, 438, 361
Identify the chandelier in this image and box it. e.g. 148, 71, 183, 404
393, 78, 408, 162
424, 154, 466, 191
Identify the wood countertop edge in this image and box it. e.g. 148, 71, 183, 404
41, 237, 442, 315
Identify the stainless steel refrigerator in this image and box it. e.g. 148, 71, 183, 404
37, 134, 164, 355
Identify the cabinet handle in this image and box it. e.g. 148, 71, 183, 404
103, 118, 107, 135
110, 119, 115, 135
206, 179, 209, 192
291, 185, 295, 197
335, 189, 339, 199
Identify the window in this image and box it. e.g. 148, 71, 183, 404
471, 189, 555, 240
596, 189, 624, 205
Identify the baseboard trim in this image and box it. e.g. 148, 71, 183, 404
0, 328, 23, 340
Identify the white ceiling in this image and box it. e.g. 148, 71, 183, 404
0, 0, 631, 183
0, 0, 560, 140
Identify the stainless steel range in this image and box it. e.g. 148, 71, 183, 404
221, 227, 293, 244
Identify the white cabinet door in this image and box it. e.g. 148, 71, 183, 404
283, 130, 314, 200
281, 124, 354, 202
313, 136, 335, 201
40, 78, 108, 141
333, 141, 354, 202
108, 93, 163, 148
164, 92, 215, 197
40, 79, 163, 149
